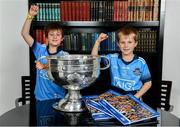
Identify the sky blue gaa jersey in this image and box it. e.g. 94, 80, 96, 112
104, 53, 151, 91
32, 41, 69, 101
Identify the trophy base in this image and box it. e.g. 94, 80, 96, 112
52, 90, 87, 112
53, 98, 87, 112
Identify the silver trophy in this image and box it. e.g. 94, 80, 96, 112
45, 54, 109, 112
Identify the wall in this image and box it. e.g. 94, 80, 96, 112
163, 0, 180, 117
0, 0, 29, 116
0, 0, 180, 119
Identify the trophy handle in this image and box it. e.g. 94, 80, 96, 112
36, 56, 47, 62
99, 56, 110, 70
35, 56, 50, 79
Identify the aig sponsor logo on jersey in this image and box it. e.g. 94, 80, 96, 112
114, 77, 136, 91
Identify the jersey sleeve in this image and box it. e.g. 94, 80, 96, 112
31, 41, 46, 59
101, 54, 111, 66
141, 62, 152, 83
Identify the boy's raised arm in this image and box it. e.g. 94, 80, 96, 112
21, 5, 39, 47
91, 33, 108, 56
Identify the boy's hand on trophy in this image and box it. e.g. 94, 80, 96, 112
35, 61, 45, 70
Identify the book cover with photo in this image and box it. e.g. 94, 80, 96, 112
85, 100, 113, 121
99, 94, 160, 125
82, 89, 121, 120
83, 95, 112, 121
87, 89, 121, 116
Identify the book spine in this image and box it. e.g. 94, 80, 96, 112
153, 0, 159, 21
99, 100, 130, 125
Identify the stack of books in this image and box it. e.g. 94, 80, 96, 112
83, 90, 159, 125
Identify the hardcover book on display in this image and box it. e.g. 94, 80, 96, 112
87, 89, 121, 115
85, 102, 113, 121
83, 90, 121, 120
83, 94, 112, 120
99, 94, 160, 125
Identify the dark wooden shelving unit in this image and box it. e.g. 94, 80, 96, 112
29, 0, 166, 109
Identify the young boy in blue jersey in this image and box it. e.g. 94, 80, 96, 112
91, 27, 152, 99
21, 5, 69, 101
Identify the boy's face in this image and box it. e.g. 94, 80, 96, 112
47, 29, 64, 47
117, 33, 137, 56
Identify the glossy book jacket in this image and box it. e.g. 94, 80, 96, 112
99, 94, 160, 125
83, 89, 121, 120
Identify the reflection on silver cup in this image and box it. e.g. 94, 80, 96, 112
46, 54, 109, 112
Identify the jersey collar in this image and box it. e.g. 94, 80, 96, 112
118, 53, 138, 65
47, 45, 62, 55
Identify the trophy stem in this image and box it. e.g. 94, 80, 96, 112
66, 89, 81, 100
53, 89, 87, 112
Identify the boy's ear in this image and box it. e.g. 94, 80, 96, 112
135, 41, 138, 47
117, 42, 119, 46
117, 42, 120, 48
61, 37, 64, 42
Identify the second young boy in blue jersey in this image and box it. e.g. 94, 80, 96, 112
21, 5, 68, 101
91, 27, 152, 99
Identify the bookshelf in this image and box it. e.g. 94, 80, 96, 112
29, 0, 166, 109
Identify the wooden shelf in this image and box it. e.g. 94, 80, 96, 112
66, 50, 158, 56
32, 21, 160, 28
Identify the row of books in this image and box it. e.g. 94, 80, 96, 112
137, 30, 157, 53
83, 89, 159, 125
127, 0, 159, 21
35, 0, 159, 21
34, 29, 157, 53
36, 3, 60, 21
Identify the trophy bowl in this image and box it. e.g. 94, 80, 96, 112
46, 54, 109, 112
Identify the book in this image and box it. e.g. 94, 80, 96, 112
85, 100, 113, 121
99, 94, 160, 125
83, 95, 112, 121
83, 90, 121, 121
87, 90, 121, 116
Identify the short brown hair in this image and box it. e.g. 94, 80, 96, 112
116, 27, 138, 42
44, 22, 64, 38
